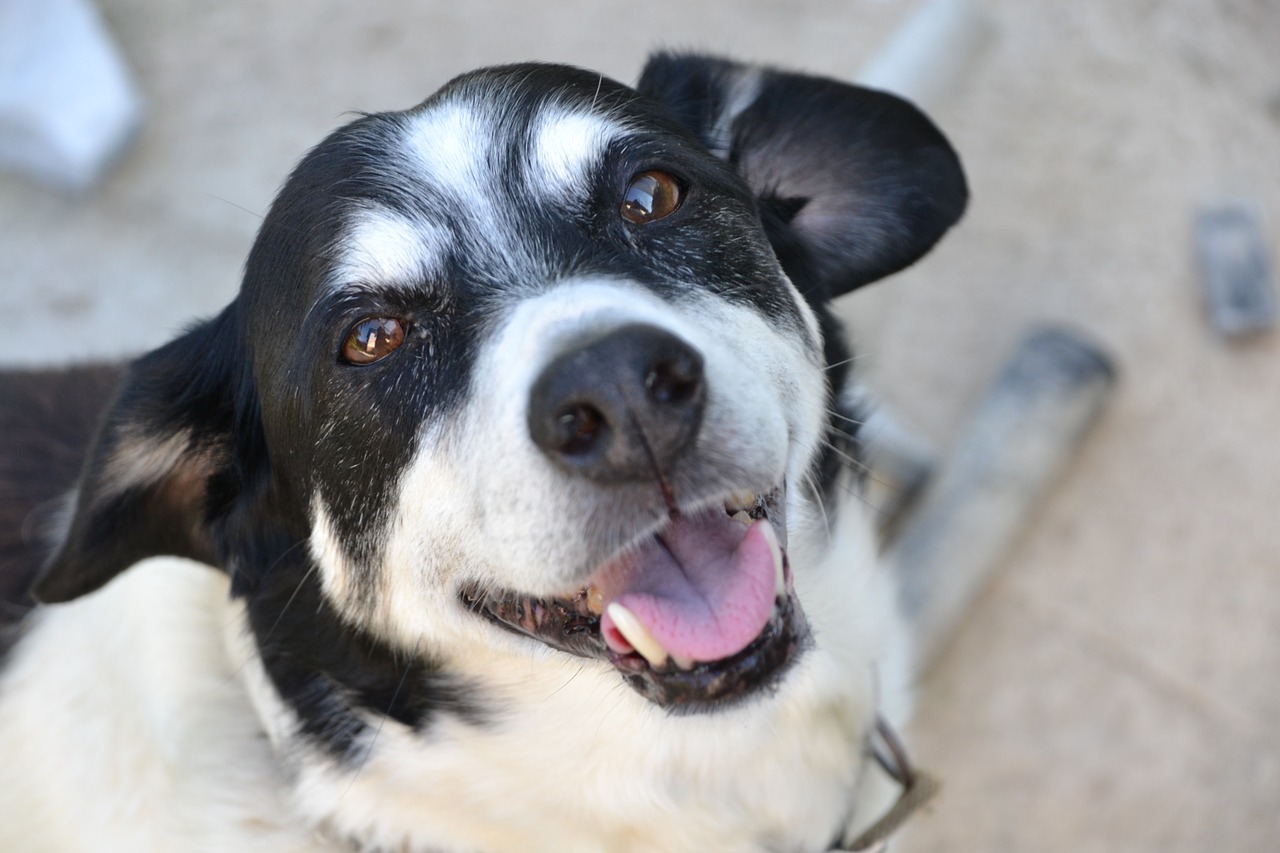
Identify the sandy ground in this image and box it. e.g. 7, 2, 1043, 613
2, 1, 1278, 850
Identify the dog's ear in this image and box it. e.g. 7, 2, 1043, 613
637, 52, 968, 299
31, 307, 249, 604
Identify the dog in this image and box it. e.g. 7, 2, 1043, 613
0, 53, 966, 852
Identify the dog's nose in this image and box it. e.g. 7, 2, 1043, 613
527, 323, 706, 482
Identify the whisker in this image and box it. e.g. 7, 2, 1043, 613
819, 435, 871, 475
826, 407, 867, 429
203, 194, 265, 222
818, 435, 911, 518
340, 643, 421, 803
261, 559, 320, 645
800, 468, 833, 536
823, 352, 872, 373
809, 456, 897, 526
546, 662, 587, 701
219, 539, 316, 686
591, 73, 604, 109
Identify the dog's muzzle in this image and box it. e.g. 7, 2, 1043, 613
463, 323, 810, 709
461, 486, 809, 710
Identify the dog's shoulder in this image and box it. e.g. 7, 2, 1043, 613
0, 557, 336, 852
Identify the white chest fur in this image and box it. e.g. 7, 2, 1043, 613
0, 559, 332, 853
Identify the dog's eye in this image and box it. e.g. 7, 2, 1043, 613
621, 170, 683, 224
341, 317, 407, 365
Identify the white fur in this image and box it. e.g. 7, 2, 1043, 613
332, 206, 449, 292
0, 559, 332, 853
529, 107, 620, 200
403, 100, 494, 208
402, 100, 504, 246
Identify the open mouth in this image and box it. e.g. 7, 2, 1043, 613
460, 485, 810, 710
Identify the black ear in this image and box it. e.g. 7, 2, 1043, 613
637, 52, 968, 299
32, 307, 248, 604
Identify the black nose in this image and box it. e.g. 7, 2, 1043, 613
527, 323, 706, 482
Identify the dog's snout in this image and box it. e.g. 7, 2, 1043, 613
527, 324, 706, 482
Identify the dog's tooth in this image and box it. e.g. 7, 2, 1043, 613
671, 654, 696, 671
725, 490, 757, 512
586, 585, 604, 616
731, 510, 751, 526
606, 602, 669, 668
760, 521, 785, 598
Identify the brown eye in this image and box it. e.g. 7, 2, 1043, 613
621, 170, 683, 224
341, 317, 407, 365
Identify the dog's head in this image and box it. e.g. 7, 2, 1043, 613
34, 55, 964, 744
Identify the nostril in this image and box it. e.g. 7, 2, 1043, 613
644, 352, 703, 406
555, 403, 607, 456
527, 323, 706, 481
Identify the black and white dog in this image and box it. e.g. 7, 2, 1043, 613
0, 53, 965, 852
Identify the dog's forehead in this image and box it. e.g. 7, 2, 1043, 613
405, 91, 622, 207
328, 68, 640, 293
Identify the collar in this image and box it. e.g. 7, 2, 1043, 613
838, 715, 940, 852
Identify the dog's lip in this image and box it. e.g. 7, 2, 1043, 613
607, 589, 809, 709
459, 484, 810, 710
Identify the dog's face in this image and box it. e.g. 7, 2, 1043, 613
248, 63, 841, 714
32, 53, 964, 844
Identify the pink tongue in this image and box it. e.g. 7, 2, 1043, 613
594, 509, 778, 664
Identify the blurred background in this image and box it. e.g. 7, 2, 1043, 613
1, 0, 1278, 849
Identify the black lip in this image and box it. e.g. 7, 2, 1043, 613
459, 484, 810, 711
462, 585, 606, 660
462, 582, 810, 712
609, 589, 810, 711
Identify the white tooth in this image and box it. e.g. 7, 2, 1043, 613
731, 510, 751, 526
672, 654, 696, 671
607, 602, 669, 668
760, 521, 785, 598
725, 490, 757, 512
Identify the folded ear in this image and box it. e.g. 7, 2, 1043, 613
32, 308, 247, 604
637, 52, 968, 300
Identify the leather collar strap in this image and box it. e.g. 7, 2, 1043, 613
839, 715, 940, 852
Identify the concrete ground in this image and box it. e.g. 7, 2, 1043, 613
2, 0, 1278, 850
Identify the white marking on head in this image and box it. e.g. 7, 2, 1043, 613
528, 107, 620, 201
332, 206, 448, 292
402, 100, 496, 220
